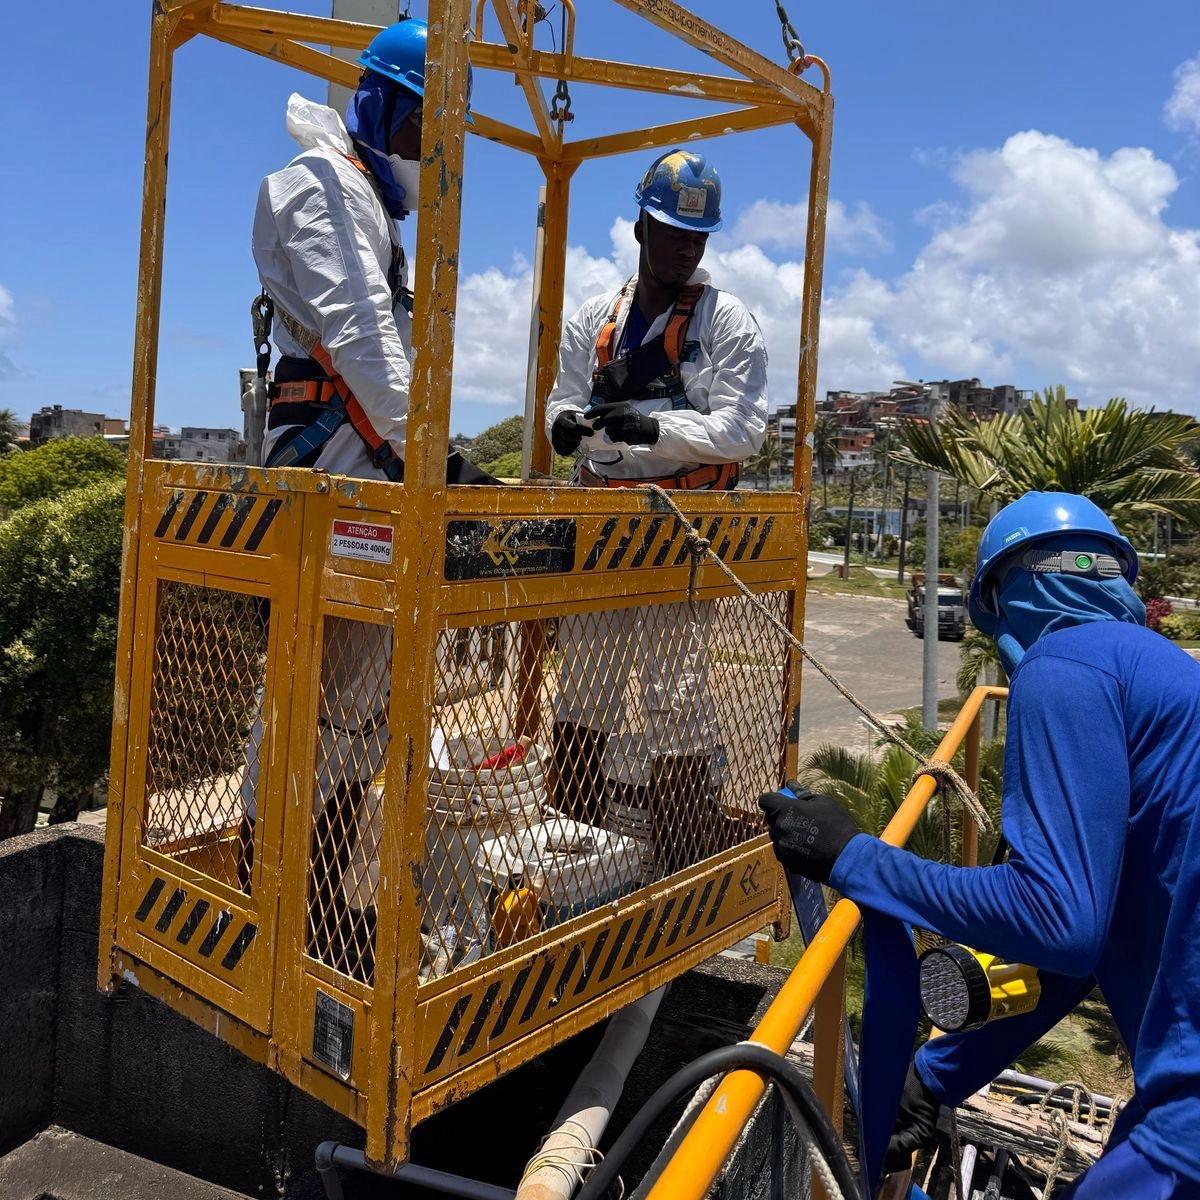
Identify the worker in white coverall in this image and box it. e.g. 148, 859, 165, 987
543, 150, 768, 876
238, 19, 486, 979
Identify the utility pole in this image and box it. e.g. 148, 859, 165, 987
923, 473, 941, 731
922, 388, 943, 732
842, 472, 856, 580
896, 469, 911, 584
328, 0, 401, 112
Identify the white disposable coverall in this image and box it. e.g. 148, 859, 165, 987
243, 94, 399, 823
544, 268, 768, 480
251, 93, 412, 480
545, 270, 768, 754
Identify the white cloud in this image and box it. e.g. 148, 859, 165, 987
731, 198, 891, 255
1164, 53, 1200, 137
450, 130, 1200, 426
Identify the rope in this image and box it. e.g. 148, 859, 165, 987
642, 483, 992, 833
519, 1121, 621, 1198
1042, 1109, 1071, 1199
948, 1106, 965, 1199
1036, 1081, 1101, 1198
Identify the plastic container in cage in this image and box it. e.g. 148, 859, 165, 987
476, 817, 641, 929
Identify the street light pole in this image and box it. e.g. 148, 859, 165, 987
923, 470, 940, 731
842, 471, 856, 580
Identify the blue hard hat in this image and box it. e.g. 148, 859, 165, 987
635, 150, 723, 232
359, 19, 474, 119
968, 491, 1138, 635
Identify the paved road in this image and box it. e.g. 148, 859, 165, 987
795, 589, 962, 757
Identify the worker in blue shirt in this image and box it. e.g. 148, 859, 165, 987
759, 491, 1200, 1197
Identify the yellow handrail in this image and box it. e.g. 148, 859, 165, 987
647, 685, 1009, 1200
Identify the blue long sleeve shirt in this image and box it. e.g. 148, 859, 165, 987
829, 623, 1200, 1181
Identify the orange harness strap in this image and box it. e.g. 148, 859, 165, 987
307, 341, 402, 476
578, 461, 738, 491
594, 280, 704, 373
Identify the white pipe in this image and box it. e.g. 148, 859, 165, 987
993, 1069, 1116, 1110
517, 987, 667, 1200
958, 1142, 977, 1200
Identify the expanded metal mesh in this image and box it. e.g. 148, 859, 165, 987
143, 581, 267, 889
305, 617, 392, 984
419, 592, 791, 981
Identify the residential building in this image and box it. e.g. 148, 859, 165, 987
29, 405, 106, 445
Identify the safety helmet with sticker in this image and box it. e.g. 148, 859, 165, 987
968, 491, 1138, 635
635, 150, 723, 232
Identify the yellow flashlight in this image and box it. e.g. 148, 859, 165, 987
918, 943, 1041, 1032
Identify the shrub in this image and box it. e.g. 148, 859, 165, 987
1144, 598, 1173, 633
1159, 611, 1200, 642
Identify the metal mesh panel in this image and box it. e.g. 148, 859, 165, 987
419, 592, 791, 980
143, 581, 268, 890
305, 617, 392, 984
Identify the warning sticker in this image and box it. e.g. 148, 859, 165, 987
313, 989, 355, 1080
331, 519, 394, 565
676, 185, 707, 219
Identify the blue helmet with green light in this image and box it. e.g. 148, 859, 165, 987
969, 491, 1138, 636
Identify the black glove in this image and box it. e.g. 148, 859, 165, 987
757, 785, 859, 884
884, 1061, 942, 1172
551, 410, 591, 456
587, 402, 660, 446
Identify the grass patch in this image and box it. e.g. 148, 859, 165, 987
805, 568, 909, 601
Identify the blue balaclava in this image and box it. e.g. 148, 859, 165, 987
345, 70, 421, 219
992, 532, 1146, 675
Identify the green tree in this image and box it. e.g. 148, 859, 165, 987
750, 430, 782, 489
0, 478, 124, 838
462, 415, 525, 466
0, 437, 125, 513
0, 409, 20, 454
812, 413, 838, 509
483, 449, 572, 480
796, 715, 1006, 866
898, 390, 1200, 529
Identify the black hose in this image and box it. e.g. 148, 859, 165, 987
573, 1041, 861, 1200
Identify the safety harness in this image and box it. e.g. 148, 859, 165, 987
578, 461, 738, 491
581, 278, 737, 491
261, 152, 410, 481
588, 277, 704, 411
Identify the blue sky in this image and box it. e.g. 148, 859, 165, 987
2, 1, 1199, 436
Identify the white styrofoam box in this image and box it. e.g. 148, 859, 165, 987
476, 816, 642, 927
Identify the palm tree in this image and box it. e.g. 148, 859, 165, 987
796, 716, 1006, 865
0, 410, 19, 454
897, 388, 1200, 530
811, 414, 838, 509
751, 430, 782, 489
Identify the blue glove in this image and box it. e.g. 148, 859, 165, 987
587, 402, 660, 446
758, 785, 859, 884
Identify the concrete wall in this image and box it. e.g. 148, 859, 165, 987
0, 826, 361, 1195
0, 830, 63, 1154
0, 826, 804, 1199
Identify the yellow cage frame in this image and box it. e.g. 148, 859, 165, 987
98, 0, 833, 1170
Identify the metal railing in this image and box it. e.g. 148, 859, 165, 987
645, 684, 1010, 1200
